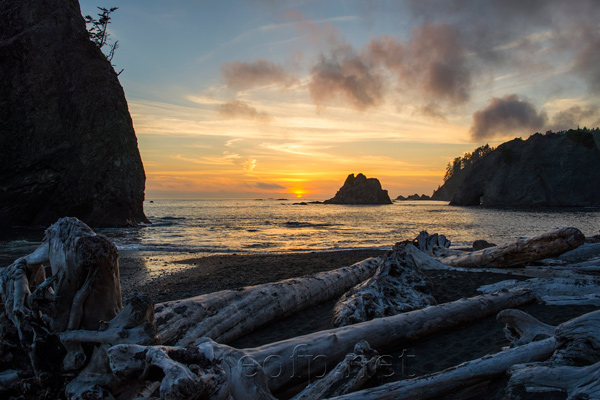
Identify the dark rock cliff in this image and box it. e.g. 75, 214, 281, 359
324, 173, 392, 205
0, 0, 148, 227
436, 130, 600, 207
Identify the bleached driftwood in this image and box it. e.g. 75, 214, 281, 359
107, 289, 534, 398
248, 288, 535, 392
155, 257, 380, 345
108, 339, 383, 400
0, 217, 123, 390
326, 338, 557, 400
505, 310, 600, 399
331, 242, 436, 327
558, 242, 600, 263
64, 294, 158, 399
412, 231, 451, 256
291, 341, 382, 400
496, 309, 555, 346
0, 218, 155, 399
478, 277, 600, 306
439, 227, 585, 269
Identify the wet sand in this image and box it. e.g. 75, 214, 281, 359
119, 250, 598, 399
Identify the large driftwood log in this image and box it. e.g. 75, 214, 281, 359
331, 242, 436, 327
504, 310, 600, 399
155, 257, 380, 346
247, 288, 535, 392
326, 338, 557, 400
439, 227, 585, 269
478, 277, 600, 306
107, 290, 534, 398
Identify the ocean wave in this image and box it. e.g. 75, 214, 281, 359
284, 221, 333, 228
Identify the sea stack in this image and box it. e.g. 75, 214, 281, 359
324, 173, 392, 205
0, 0, 148, 227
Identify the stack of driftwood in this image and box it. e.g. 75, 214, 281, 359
1, 217, 598, 399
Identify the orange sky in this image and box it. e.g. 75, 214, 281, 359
80, 1, 600, 199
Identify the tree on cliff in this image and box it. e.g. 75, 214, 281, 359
443, 143, 493, 182
85, 6, 123, 74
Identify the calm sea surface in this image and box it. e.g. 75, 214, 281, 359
1, 199, 599, 266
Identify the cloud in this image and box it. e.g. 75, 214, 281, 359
221, 59, 297, 90
549, 105, 600, 131
218, 100, 272, 122
573, 31, 600, 93
309, 52, 385, 111
470, 94, 548, 140
254, 182, 285, 190
369, 23, 472, 105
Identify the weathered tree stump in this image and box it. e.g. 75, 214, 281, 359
331, 242, 436, 327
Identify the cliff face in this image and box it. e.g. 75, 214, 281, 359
324, 173, 392, 205
0, 0, 148, 227
438, 131, 600, 207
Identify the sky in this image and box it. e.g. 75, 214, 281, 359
79, 0, 600, 200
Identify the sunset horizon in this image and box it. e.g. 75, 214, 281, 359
79, 0, 600, 200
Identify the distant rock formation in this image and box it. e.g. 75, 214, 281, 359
324, 173, 392, 205
395, 195, 406, 201
0, 0, 148, 227
434, 130, 600, 207
406, 194, 431, 201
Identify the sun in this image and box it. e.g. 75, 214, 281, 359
291, 188, 307, 198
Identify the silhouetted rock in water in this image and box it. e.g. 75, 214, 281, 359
434, 130, 600, 207
0, 0, 148, 228
405, 194, 431, 200
324, 173, 392, 205
473, 240, 496, 251
395, 195, 406, 201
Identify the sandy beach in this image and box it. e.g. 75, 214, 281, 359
119, 249, 599, 399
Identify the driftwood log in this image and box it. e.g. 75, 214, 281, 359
504, 309, 600, 399
439, 227, 585, 268
331, 242, 436, 327
327, 338, 557, 400
155, 257, 380, 345
479, 277, 600, 306
105, 289, 535, 398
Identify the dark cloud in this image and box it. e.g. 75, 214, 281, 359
254, 182, 285, 190
550, 105, 600, 131
470, 94, 548, 140
308, 51, 384, 111
218, 100, 272, 122
574, 32, 600, 93
221, 59, 297, 91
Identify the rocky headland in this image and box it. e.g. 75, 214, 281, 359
0, 0, 148, 228
324, 173, 392, 205
433, 129, 600, 207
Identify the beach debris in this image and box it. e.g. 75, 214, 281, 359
412, 231, 451, 256
326, 337, 557, 400
0, 218, 156, 398
327, 309, 600, 400
505, 309, 600, 399
106, 289, 534, 399
478, 277, 600, 306
331, 242, 436, 327
438, 227, 585, 269
496, 309, 555, 346
155, 257, 381, 346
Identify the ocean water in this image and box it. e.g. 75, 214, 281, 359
1, 199, 599, 266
